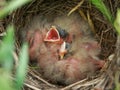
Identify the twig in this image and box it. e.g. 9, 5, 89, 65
24, 83, 42, 90
94, 77, 107, 90
87, 11, 96, 35
10, 76, 41, 90
68, 0, 84, 16
29, 70, 56, 88
12, 51, 19, 67
72, 77, 103, 90
61, 78, 87, 90
0, 31, 6, 36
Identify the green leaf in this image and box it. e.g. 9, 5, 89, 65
15, 43, 29, 90
115, 71, 120, 90
0, 25, 15, 90
0, 69, 15, 90
114, 9, 120, 35
0, 0, 31, 19
0, 25, 14, 72
90, 0, 113, 24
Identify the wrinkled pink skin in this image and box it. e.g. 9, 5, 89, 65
26, 14, 105, 85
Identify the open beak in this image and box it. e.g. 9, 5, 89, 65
59, 42, 67, 59
44, 26, 60, 42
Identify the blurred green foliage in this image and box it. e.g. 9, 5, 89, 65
0, 0, 31, 19
114, 9, 120, 35
0, 26, 15, 90
15, 44, 28, 90
0, 0, 31, 90
91, 0, 120, 90
90, 0, 113, 24
0, 25, 14, 72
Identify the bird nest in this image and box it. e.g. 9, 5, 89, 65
3, 0, 120, 90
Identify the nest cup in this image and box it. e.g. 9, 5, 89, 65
8, 0, 118, 89
12, 0, 116, 59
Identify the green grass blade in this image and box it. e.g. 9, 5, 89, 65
114, 9, 120, 35
15, 43, 29, 90
0, 25, 14, 72
0, 25, 15, 90
90, 0, 113, 24
0, 70, 15, 90
115, 71, 120, 90
0, 0, 31, 19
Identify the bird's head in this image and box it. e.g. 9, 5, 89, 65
44, 26, 71, 59
44, 26, 61, 43
44, 26, 69, 44
59, 41, 71, 59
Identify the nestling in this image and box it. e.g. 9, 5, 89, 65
24, 13, 105, 85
